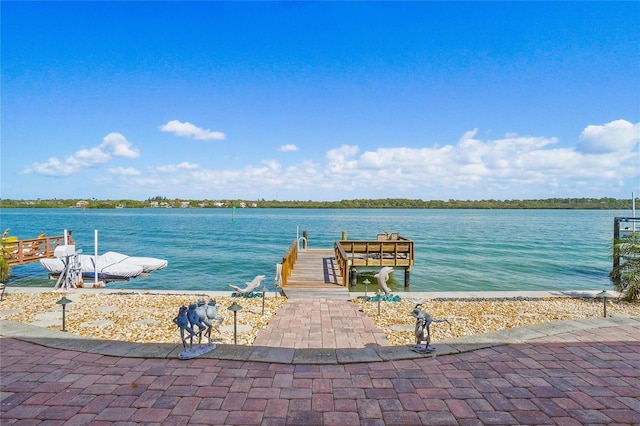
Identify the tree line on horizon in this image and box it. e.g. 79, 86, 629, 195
0, 196, 636, 210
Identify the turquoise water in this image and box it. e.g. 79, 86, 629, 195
0, 208, 625, 293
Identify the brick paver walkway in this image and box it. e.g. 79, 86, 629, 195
2, 323, 639, 425
252, 299, 392, 349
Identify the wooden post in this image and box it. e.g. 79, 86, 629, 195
342, 231, 347, 240
350, 266, 357, 287
302, 231, 308, 249
281, 257, 288, 286
613, 217, 621, 269
404, 267, 411, 288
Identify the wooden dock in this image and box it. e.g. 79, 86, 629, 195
279, 233, 414, 299
2, 233, 73, 266
281, 249, 351, 300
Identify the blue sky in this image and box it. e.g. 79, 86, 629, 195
2, 1, 639, 202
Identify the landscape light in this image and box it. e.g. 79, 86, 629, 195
56, 296, 73, 332
227, 301, 243, 345
596, 290, 612, 318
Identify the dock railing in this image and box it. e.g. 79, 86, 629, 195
280, 238, 299, 287
334, 242, 350, 286
3, 233, 74, 266
334, 236, 415, 286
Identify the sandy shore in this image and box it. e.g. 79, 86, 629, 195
1, 288, 638, 346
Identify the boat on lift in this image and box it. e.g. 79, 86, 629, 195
40, 251, 168, 282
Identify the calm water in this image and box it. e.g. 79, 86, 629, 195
0, 208, 625, 293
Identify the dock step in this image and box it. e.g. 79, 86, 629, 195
282, 287, 352, 300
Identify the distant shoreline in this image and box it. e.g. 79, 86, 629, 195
1, 196, 637, 210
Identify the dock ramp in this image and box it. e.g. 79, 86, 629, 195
282, 249, 351, 300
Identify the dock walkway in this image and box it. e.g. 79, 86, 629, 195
281, 249, 351, 300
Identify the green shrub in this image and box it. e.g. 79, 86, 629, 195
610, 232, 640, 301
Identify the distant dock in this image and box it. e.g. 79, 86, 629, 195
613, 216, 640, 269
2, 232, 73, 267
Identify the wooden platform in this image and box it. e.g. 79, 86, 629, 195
282, 249, 351, 300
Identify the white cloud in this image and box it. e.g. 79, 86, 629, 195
576, 119, 640, 154
101, 132, 140, 158
151, 162, 200, 173
280, 144, 298, 152
281, 121, 636, 197
159, 120, 225, 140
24, 120, 637, 200
326, 145, 360, 173
109, 167, 141, 176
21, 157, 71, 176
22, 132, 140, 177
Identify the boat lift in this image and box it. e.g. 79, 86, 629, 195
52, 245, 83, 291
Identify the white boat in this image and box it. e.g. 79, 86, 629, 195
40, 251, 168, 281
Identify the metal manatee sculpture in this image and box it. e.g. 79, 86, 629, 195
374, 267, 394, 294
